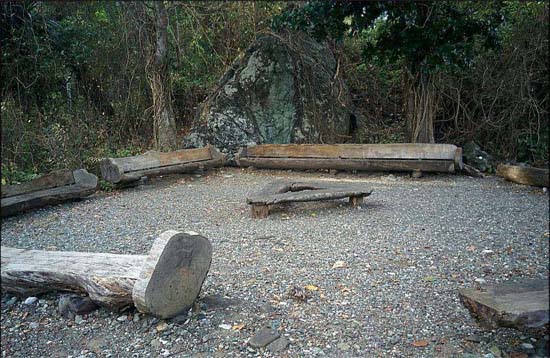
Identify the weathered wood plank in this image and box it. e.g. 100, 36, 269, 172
1, 169, 75, 199
247, 181, 371, 218
243, 143, 459, 160
459, 279, 549, 331
1, 230, 212, 319
1, 169, 98, 217
248, 188, 371, 205
101, 145, 225, 184
237, 157, 455, 173
497, 164, 549, 188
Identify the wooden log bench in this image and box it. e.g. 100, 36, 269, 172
1, 169, 98, 217
100, 145, 225, 185
1, 230, 212, 319
236, 143, 463, 175
496, 164, 549, 188
459, 279, 549, 331
247, 180, 372, 218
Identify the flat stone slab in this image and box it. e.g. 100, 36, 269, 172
248, 328, 281, 348
247, 180, 372, 218
459, 279, 549, 331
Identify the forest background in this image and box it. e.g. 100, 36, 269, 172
1, 1, 547, 184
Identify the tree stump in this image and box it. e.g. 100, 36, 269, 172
1, 230, 212, 319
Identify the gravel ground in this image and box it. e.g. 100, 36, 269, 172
1, 167, 548, 358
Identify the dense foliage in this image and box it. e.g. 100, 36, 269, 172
1, 1, 547, 184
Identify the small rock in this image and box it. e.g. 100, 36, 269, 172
156, 322, 169, 332
133, 313, 140, 323
267, 336, 289, 353
24, 297, 38, 305
248, 328, 280, 348
388, 336, 400, 345
58, 295, 98, 319
337, 342, 350, 351
489, 344, 501, 357
29, 322, 39, 329
218, 324, 232, 330
75, 315, 85, 325
117, 315, 128, 322
520, 343, 535, 353
150, 339, 161, 349
465, 335, 483, 343
482, 249, 494, 255
170, 314, 188, 324
484, 354, 495, 358
5, 297, 18, 307
475, 278, 487, 284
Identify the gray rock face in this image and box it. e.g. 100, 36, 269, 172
184, 32, 357, 160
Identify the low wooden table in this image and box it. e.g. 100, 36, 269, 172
247, 180, 372, 218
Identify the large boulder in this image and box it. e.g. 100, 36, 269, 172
183, 32, 358, 160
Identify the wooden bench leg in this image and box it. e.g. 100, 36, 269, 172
251, 204, 269, 218
349, 196, 363, 207
412, 170, 423, 178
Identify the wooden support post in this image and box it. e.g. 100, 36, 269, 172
411, 170, 423, 178
1, 230, 212, 319
349, 196, 363, 207
251, 204, 269, 219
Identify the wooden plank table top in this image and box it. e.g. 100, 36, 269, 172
247, 180, 372, 218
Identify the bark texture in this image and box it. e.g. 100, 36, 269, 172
1, 230, 213, 319
146, 1, 177, 151
236, 143, 462, 173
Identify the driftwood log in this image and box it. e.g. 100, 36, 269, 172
1, 169, 97, 217
459, 279, 549, 331
100, 145, 225, 184
496, 164, 549, 187
236, 143, 463, 174
1, 230, 213, 319
247, 180, 372, 218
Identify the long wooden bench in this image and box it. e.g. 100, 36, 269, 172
100, 145, 226, 184
236, 143, 463, 174
1, 169, 98, 217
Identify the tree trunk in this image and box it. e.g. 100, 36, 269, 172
146, 1, 177, 151
404, 71, 437, 143
1, 230, 213, 319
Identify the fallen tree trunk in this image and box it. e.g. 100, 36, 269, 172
459, 279, 549, 331
1, 230, 212, 319
236, 144, 463, 173
1, 169, 75, 199
1, 169, 98, 217
496, 164, 549, 188
100, 145, 225, 184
